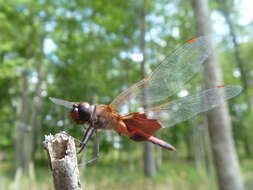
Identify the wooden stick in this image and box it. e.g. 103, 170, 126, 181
44, 131, 83, 190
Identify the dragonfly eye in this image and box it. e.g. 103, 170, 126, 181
72, 104, 78, 112
78, 103, 91, 122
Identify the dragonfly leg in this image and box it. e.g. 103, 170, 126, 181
77, 126, 95, 154
78, 126, 92, 147
86, 130, 99, 165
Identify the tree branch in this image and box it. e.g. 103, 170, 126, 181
44, 131, 83, 190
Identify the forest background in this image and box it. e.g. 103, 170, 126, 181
0, 0, 253, 189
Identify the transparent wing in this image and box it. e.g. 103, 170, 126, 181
110, 36, 211, 112
145, 85, 242, 128
49, 97, 74, 109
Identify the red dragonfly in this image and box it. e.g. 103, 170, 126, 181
50, 36, 241, 160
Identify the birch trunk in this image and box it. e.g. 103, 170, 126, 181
218, 0, 252, 157
190, 0, 245, 189
140, 0, 156, 177
15, 71, 30, 173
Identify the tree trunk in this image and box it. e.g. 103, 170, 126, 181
31, 62, 45, 162
44, 132, 83, 190
140, 0, 156, 177
218, 0, 252, 158
143, 143, 156, 177
190, 0, 245, 190
202, 117, 212, 176
155, 136, 163, 170
15, 71, 30, 173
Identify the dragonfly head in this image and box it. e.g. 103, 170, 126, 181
49, 97, 94, 125
71, 102, 92, 125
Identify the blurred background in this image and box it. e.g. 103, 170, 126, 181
0, 0, 252, 189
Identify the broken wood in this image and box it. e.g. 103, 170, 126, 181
44, 131, 83, 190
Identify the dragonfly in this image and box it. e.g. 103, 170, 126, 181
50, 36, 242, 163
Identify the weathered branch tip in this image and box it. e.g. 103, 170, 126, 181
44, 131, 83, 190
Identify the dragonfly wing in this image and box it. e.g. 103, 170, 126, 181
49, 97, 74, 109
110, 36, 211, 112
145, 85, 242, 128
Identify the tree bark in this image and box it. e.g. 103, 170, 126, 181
202, 118, 212, 176
31, 61, 45, 162
15, 71, 30, 173
218, 0, 252, 157
44, 132, 83, 190
140, 0, 156, 177
190, 0, 245, 190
